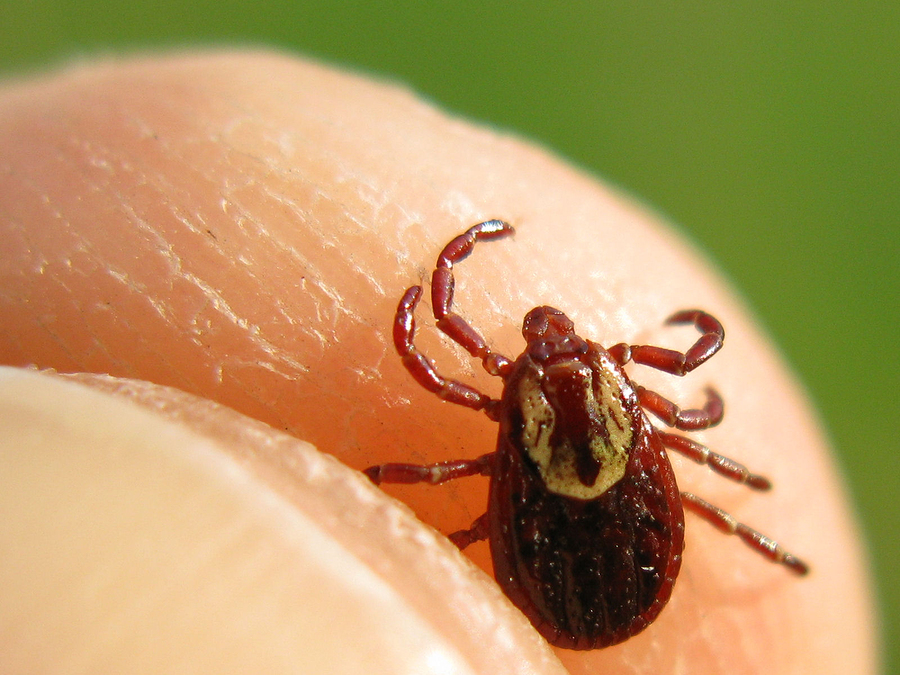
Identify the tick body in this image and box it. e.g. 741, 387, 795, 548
366, 220, 808, 649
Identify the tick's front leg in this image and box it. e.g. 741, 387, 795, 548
431, 220, 516, 378
364, 452, 494, 486
394, 285, 501, 419
659, 431, 771, 490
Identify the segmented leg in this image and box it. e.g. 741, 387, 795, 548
394, 286, 500, 418
637, 386, 724, 431
449, 512, 491, 549
364, 454, 495, 550
609, 309, 724, 376
430, 220, 515, 377
659, 431, 771, 490
681, 492, 809, 575
364, 452, 494, 486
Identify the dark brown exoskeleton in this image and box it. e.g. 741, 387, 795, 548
365, 220, 808, 649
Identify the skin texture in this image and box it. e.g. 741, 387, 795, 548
0, 51, 878, 674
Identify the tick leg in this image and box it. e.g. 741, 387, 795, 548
431, 220, 516, 378
637, 386, 724, 430
610, 309, 724, 375
449, 512, 491, 549
395, 286, 500, 419
659, 431, 771, 490
364, 452, 494, 486
681, 492, 809, 575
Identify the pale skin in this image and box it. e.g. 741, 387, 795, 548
0, 51, 878, 674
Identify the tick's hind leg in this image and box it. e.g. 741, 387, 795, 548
449, 512, 491, 549
659, 431, 771, 490
681, 492, 809, 575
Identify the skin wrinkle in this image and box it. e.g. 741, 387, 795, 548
195, 190, 385, 428
143, 169, 338, 387
43, 254, 117, 372
97, 219, 215, 385
180, 269, 311, 377
47, 152, 189, 371
220, 193, 374, 347
87, 302, 140, 376
130, 175, 322, 401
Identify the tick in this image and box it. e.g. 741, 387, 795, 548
365, 220, 808, 650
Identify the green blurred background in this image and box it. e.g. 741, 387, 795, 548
1, 2, 895, 671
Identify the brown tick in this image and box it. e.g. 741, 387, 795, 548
365, 220, 809, 650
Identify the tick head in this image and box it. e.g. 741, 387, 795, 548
522, 306, 575, 343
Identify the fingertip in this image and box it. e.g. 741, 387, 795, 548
0, 51, 877, 674
0, 367, 566, 674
